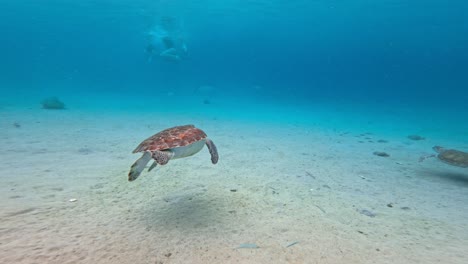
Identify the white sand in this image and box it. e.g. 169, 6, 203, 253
1, 104, 468, 264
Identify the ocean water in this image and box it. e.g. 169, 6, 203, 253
1, 1, 467, 263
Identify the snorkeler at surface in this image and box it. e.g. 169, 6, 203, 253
145, 16, 187, 62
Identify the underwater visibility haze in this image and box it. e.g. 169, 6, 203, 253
1, 0, 468, 263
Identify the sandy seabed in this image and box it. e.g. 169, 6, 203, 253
1, 106, 467, 264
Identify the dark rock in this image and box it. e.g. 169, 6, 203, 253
373, 151, 390, 157
78, 148, 93, 155
41, 97, 66, 110
408, 135, 425, 141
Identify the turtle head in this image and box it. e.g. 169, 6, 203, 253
432, 146, 445, 153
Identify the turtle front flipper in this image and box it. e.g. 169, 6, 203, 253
152, 150, 174, 165
148, 161, 158, 172
205, 139, 219, 164
129, 151, 152, 181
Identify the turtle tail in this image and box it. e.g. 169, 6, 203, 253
128, 151, 152, 181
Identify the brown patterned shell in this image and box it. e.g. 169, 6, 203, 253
132, 125, 207, 153
437, 149, 468, 168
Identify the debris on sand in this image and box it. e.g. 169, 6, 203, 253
358, 209, 376, 218
41, 97, 66, 110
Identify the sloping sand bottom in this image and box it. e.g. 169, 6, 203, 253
1, 106, 467, 264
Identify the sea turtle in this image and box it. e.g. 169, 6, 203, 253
432, 146, 468, 168
128, 125, 218, 181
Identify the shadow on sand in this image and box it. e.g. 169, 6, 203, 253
423, 169, 468, 187
140, 191, 228, 233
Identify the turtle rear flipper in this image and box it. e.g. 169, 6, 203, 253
205, 139, 219, 164
129, 151, 152, 181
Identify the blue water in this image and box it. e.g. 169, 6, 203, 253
1, 1, 468, 263
2, 0, 467, 144
2, 0, 468, 104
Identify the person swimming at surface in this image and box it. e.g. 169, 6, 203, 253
145, 16, 187, 62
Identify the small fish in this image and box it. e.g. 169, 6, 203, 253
305, 171, 315, 179
286, 241, 299, 248
236, 243, 259, 249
